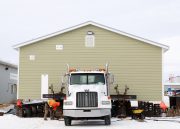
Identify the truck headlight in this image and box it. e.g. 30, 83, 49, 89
64, 101, 73, 105
102, 101, 110, 105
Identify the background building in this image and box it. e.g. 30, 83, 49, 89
0, 60, 17, 104
164, 75, 180, 107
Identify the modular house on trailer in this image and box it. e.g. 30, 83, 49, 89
0, 60, 17, 104
13, 21, 169, 101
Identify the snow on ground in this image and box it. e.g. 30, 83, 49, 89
0, 114, 180, 129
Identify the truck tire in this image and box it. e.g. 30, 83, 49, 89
64, 117, 72, 126
104, 115, 111, 125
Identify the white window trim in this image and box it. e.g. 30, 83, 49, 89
56, 45, 63, 50
85, 35, 95, 47
29, 55, 35, 61
41, 74, 48, 99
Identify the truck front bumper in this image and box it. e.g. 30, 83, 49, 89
63, 109, 111, 118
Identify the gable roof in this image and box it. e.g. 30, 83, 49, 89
13, 21, 169, 52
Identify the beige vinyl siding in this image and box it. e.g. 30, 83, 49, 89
19, 25, 162, 101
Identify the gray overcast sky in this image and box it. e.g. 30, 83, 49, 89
0, 0, 180, 80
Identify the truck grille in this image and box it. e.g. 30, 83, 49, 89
76, 92, 98, 107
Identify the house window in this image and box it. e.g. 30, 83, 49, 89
56, 45, 63, 50
10, 73, 17, 81
29, 55, 35, 61
85, 31, 95, 47
11, 84, 17, 94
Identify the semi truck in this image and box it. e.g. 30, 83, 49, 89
63, 64, 114, 126
16, 64, 149, 124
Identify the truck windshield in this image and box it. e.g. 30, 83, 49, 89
70, 73, 105, 85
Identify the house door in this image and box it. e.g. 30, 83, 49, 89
41, 74, 48, 99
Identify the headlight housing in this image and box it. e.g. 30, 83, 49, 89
102, 101, 110, 105
64, 101, 73, 105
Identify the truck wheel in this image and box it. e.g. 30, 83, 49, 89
104, 115, 111, 125
64, 117, 72, 126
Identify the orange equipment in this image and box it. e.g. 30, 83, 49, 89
69, 68, 76, 73
160, 101, 167, 112
48, 99, 60, 111
16, 99, 22, 108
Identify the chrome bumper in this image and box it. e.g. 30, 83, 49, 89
63, 109, 111, 117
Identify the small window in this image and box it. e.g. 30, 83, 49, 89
56, 45, 63, 50
10, 73, 17, 81
11, 84, 17, 94
29, 55, 35, 61
85, 34, 95, 47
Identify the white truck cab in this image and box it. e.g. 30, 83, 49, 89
63, 65, 113, 126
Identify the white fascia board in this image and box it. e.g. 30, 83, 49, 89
13, 22, 91, 50
13, 21, 169, 51
0, 59, 18, 69
91, 22, 169, 52
162, 49, 164, 101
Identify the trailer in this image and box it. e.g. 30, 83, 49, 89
16, 100, 45, 117
16, 92, 65, 118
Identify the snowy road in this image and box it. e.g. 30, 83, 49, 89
0, 114, 180, 129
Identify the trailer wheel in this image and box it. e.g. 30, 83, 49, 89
131, 114, 134, 119
16, 107, 20, 116
55, 107, 63, 120
16, 107, 24, 117
132, 114, 138, 120
64, 117, 72, 126
31, 106, 37, 117
104, 115, 111, 125
19, 108, 24, 117
140, 113, 145, 120
24, 107, 32, 117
